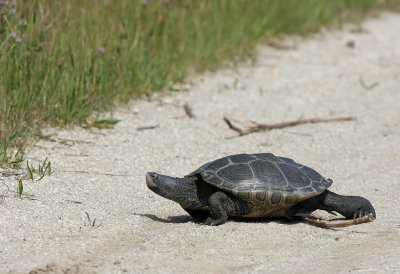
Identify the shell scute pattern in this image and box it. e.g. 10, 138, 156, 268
252, 153, 280, 162
285, 195, 299, 205
275, 162, 312, 189
249, 160, 287, 189
217, 163, 253, 182
185, 157, 229, 178
229, 153, 257, 163
255, 192, 267, 201
298, 165, 323, 182
206, 157, 230, 171
278, 156, 298, 165
187, 153, 332, 210
270, 192, 282, 204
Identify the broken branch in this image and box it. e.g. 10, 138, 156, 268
224, 116, 355, 136
137, 125, 160, 131
60, 170, 133, 177
302, 213, 374, 229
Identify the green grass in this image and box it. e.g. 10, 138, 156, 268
84, 211, 102, 229
0, 0, 399, 167
26, 157, 53, 181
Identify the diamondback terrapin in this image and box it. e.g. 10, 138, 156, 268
146, 153, 376, 226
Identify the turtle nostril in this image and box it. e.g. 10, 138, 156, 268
146, 173, 157, 189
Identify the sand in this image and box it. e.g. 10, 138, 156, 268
1, 12, 400, 274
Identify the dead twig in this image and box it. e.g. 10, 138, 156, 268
224, 116, 355, 136
183, 103, 196, 119
137, 125, 160, 131
0, 168, 26, 177
60, 170, 133, 177
64, 153, 89, 157
39, 134, 94, 146
65, 199, 83, 204
302, 214, 374, 229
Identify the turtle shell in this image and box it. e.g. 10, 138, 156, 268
186, 153, 332, 217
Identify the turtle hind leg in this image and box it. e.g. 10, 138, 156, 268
286, 190, 376, 220
285, 194, 323, 218
319, 190, 376, 219
286, 191, 376, 228
204, 191, 251, 226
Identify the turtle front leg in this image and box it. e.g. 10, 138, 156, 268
204, 191, 250, 226
204, 192, 232, 226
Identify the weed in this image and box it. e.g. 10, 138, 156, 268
85, 211, 102, 229
233, 78, 240, 90
27, 158, 53, 181
82, 118, 121, 129
16, 178, 23, 198
359, 76, 380, 90
0, 141, 25, 168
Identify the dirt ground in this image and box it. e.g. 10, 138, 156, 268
1, 13, 400, 274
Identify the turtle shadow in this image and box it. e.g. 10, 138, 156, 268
137, 213, 304, 226
135, 213, 193, 224
229, 216, 302, 226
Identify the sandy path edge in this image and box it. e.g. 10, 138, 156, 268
1, 13, 400, 274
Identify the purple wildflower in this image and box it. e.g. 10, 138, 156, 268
97, 47, 106, 55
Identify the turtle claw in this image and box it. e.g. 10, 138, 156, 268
203, 217, 223, 226
354, 206, 376, 220
352, 198, 376, 219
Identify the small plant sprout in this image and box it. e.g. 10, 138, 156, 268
26, 158, 53, 181
85, 211, 102, 229
359, 76, 380, 90
82, 118, 121, 129
27, 161, 34, 180
13, 178, 36, 200
233, 78, 239, 90
1, 144, 25, 168
17, 178, 23, 198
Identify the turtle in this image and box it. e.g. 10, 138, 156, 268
145, 153, 376, 226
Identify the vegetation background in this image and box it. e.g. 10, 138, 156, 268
1, 0, 399, 166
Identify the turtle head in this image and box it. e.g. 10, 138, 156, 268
146, 172, 200, 208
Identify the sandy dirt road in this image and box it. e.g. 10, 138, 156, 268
1, 13, 400, 274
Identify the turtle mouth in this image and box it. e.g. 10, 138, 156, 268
146, 172, 158, 190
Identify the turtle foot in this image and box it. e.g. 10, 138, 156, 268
203, 217, 225, 226
353, 204, 376, 219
